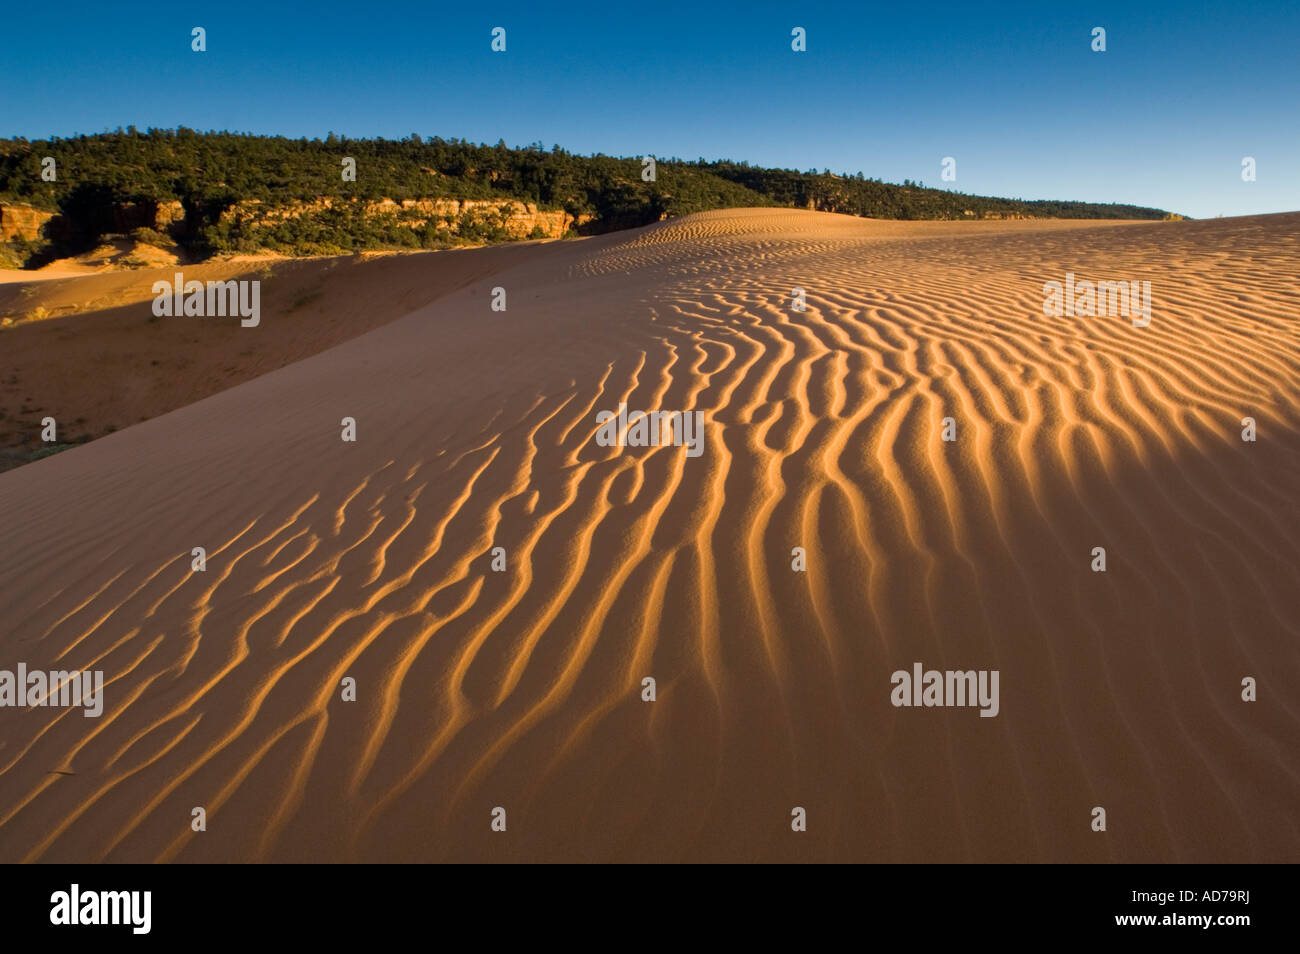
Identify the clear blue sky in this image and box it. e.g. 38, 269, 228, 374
3, 0, 1297, 218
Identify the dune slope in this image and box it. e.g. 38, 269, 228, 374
0, 209, 1297, 862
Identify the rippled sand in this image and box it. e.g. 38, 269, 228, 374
1, 209, 1297, 862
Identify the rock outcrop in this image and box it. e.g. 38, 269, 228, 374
0, 204, 55, 242
111, 199, 187, 234
218, 197, 576, 239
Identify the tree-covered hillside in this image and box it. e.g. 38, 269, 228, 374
0, 129, 1175, 264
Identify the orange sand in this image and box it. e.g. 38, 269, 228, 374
0, 210, 1296, 862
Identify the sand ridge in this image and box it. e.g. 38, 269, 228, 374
0, 209, 1296, 862
0, 242, 565, 465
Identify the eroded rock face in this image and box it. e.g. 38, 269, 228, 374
4, 195, 582, 253
0, 204, 55, 241
109, 200, 187, 234
154, 200, 185, 231
489, 201, 570, 238
217, 197, 576, 239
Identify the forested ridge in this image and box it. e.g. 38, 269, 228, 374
0, 129, 1175, 264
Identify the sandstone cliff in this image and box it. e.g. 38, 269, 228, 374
0, 204, 55, 242
219, 197, 579, 239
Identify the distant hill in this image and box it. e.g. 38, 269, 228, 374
0, 129, 1176, 265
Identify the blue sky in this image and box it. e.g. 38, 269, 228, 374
3, 0, 1297, 218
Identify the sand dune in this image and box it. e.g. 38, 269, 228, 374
1, 209, 1297, 862
0, 244, 546, 466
